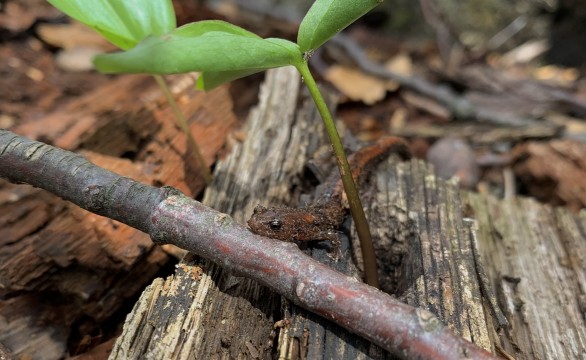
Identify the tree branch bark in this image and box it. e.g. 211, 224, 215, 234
0, 129, 496, 360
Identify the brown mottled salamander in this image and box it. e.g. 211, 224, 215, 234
247, 136, 412, 259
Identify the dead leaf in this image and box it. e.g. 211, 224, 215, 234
325, 65, 387, 105
513, 139, 586, 212
384, 53, 413, 91
56, 46, 103, 72
533, 65, 579, 87
37, 21, 113, 51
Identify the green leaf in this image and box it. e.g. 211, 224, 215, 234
94, 22, 302, 79
298, 0, 381, 53
196, 36, 303, 89
172, 20, 260, 39
47, 0, 176, 50
197, 69, 264, 91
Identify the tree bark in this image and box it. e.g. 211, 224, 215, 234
0, 73, 238, 359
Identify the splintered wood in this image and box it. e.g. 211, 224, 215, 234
3, 71, 584, 359
111, 68, 585, 360
109, 67, 318, 360
463, 193, 586, 359
110, 67, 496, 359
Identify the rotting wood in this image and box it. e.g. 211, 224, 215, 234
14, 75, 152, 151
0, 69, 583, 358
368, 159, 495, 350
109, 67, 497, 359
108, 67, 319, 359
0, 73, 238, 359
0, 123, 498, 359
278, 159, 499, 359
0, 154, 169, 360
462, 192, 586, 360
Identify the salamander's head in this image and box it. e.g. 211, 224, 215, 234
247, 205, 290, 241
247, 204, 322, 242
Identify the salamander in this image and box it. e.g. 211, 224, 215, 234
247, 136, 411, 259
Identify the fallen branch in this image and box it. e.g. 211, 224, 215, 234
0, 129, 497, 360
327, 34, 562, 130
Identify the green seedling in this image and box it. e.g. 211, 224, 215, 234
48, 0, 382, 287
48, 0, 213, 184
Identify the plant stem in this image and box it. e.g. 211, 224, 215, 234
153, 75, 213, 185
295, 62, 379, 288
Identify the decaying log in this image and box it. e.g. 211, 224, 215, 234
0, 129, 497, 360
108, 67, 327, 359
0, 126, 498, 360
463, 192, 586, 359
109, 67, 497, 359
0, 73, 238, 359
2, 67, 584, 359
275, 153, 501, 359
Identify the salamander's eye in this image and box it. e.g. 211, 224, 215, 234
269, 219, 283, 230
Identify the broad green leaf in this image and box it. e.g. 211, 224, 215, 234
94, 23, 302, 77
197, 68, 264, 90
298, 0, 381, 53
173, 20, 260, 39
47, 0, 176, 50
196, 37, 302, 89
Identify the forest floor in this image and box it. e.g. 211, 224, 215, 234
1, 0, 585, 358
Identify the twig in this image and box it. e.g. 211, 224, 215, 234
485, 15, 528, 52
418, 0, 459, 66
327, 34, 559, 129
0, 129, 498, 360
